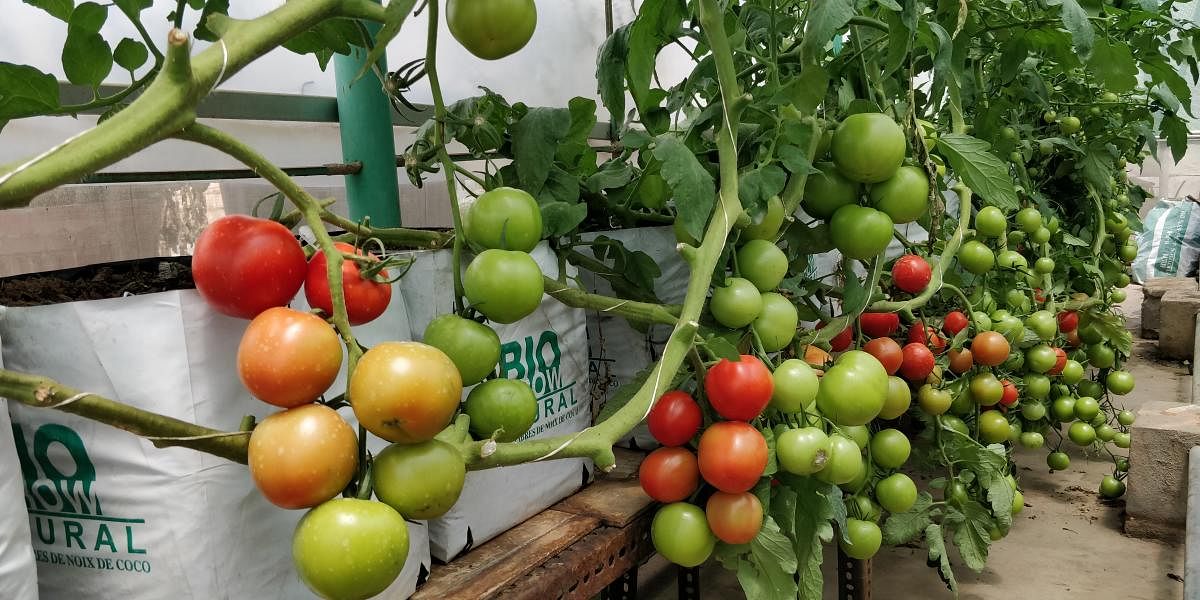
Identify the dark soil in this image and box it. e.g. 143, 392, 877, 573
0, 257, 194, 307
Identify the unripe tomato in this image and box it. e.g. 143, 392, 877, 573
305, 242, 392, 325
648, 391, 703, 446
705, 355, 774, 421
875, 473, 918, 514
899, 343, 935, 381
970, 372, 1005, 406
771, 359, 820, 413
293, 499, 409, 600
651, 503, 716, 567
879, 376, 913, 420
697, 422, 768, 493
975, 207, 1007, 238
373, 439, 466, 519
249, 404, 357, 509
464, 378, 538, 442
752, 292, 799, 351
737, 240, 788, 291
870, 428, 912, 469
705, 491, 763, 544
917, 384, 953, 415
815, 434, 864, 485
830, 205, 895, 260
464, 186, 543, 251
978, 410, 1010, 444
710, 277, 763, 328
803, 162, 860, 219
892, 254, 932, 293
863, 337, 903, 375
777, 427, 831, 475
859, 312, 901, 338
1100, 475, 1126, 499
831, 113, 906, 183
639, 447, 700, 503
815, 351, 890, 425
464, 249, 544, 324
237, 307, 343, 408
1107, 370, 1135, 395
1074, 396, 1101, 421
958, 241, 996, 275
840, 519, 883, 560
193, 215, 306, 319
447, 0, 537, 60
870, 165, 929, 223
423, 314, 502, 386
1069, 421, 1097, 446
1047, 451, 1071, 471
743, 195, 785, 240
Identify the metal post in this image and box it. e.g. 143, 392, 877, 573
836, 546, 871, 600
333, 2, 402, 227
676, 565, 700, 600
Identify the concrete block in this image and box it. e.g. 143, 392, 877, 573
1159, 290, 1200, 359
1126, 400, 1200, 541
1144, 278, 1199, 339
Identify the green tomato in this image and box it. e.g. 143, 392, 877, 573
917, 384, 953, 415
815, 435, 866, 485
1069, 421, 1097, 446
1052, 396, 1077, 422
879, 375, 913, 420
830, 205, 895, 260
1034, 257, 1056, 274
1059, 116, 1082, 135
1111, 288, 1128, 302
737, 240, 788, 292
1031, 227, 1052, 244
839, 425, 871, 453
1025, 373, 1052, 400
1021, 401, 1047, 421
423, 315, 501, 386
464, 249, 544, 324
743, 194, 785, 240
816, 351, 890, 425
752, 292, 799, 352
1119, 241, 1139, 264
978, 410, 1011, 444
875, 473, 918, 514
849, 495, 882, 523
840, 519, 883, 560
869, 165, 930, 224
1006, 289, 1029, 309
777, 427, 831, 475
293, 499, 409, 600
971, 372, 1005, 406
465, 186, 543, 251
1117, 410, 1136, 427
1073, 396, 1100, 421
1038, 140, 1055, 156
1096, 424, 1117, 442
710, 277, 763, 328
1087, 344, 1116, 369
832, 113, 906, 183
959, 241, 996, 275
1060, 360, 1085, 385
870, 429, 912, 469
944, 481, 969, 506
997, 250, 1029, 270
1019, 431, 1045, 449
1043, 110, 1058, 124
1047, 451, 1071, 471
651, 503, 716, 567
973, 311, 993, 331
1078, 379, 1105, 399
1113, 432, 1131, 448
1026, 311, 1058, 340
975, 206, 1007, 238
803, 162, 860, 219
465, 378, 538, 442
1100, 475, 1126, 499
1016, 207, 1044, 234
374, 440, 466, 519
771, 359, 820, 413
447, 0, 538, 60
1026, 345, 1059, 374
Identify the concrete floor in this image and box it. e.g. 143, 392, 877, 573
638, 285, 1188, 599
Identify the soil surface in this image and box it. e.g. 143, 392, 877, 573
638, 284, 1187, 600
0, 258, 193, 307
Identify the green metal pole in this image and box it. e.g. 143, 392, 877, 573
333, 12, 402, 227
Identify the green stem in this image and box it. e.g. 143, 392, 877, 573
0, 369, 249, 464
424, 0, 467, 313
543, 277, 681, 326
779, 117, 826, 217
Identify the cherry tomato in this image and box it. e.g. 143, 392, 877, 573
1000, 380, 1019, 407
971, 331, 1011, 366
651, 503, 716, 567
875, 473, 918, 514
249, 404, 357, 509
831, 205, 895, 260
879, 376, 913, 420
193, 215, 306, 319
840, 519, 883, 560
710, 277, 764, 328
705, 491, 763, 544
892, 254, 932, 293
831, 113, 906, 183
803, 162, 860, 219
870, 428, 911, 469
648, 391, 703, 446
860, 312, 901, 338
948, 348, 974, 374
870, 165, 929, 223
304, 242, 392, 325
770, 360, 820, 413
350, 342, 462, 444
943, 311, 970, 336
815, 434, 864, 485
697, 422, 768, 493
705, 355, 774, 421
737, 240, 788, 292
777, 427, 831, 475
899, 342, 935, 381
1057, 311, 1079, 332
639, 447, 701, 503
864, 337, 903, 375
237, 307, 343, 408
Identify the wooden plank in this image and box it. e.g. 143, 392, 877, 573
553, 448, 651, 527
413, 509, 599, 600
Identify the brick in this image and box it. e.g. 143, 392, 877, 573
1142, 278, 1197, 339
1158, 290, 1200, 359
1125, 400, 1200, 542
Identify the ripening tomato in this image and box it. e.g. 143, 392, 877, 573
697, 422, 768, 493
249, 404, 357, 509
1000, 379, 1019, 407
1047, 347, 1068, 376
305, 242, 392, 325
639, 447, 700, 503
860, 312, 901, 338
192, 215, 306, 319
705, 355, 773, 421
971, 331, 1011, 366
864, 337, 903, 375
705, 491, 763, 545
892, 254, 932, 293
350, 342, 463, 444
237, 307, 343, 408
823, 322, 853, 351
943, 311, 970, 336
1057, 311, 1079, 332
948, 348, 974, 374
899, 343, 935, 381
648, 391, 703, 446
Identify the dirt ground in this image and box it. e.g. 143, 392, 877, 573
639, 284, 1188, 599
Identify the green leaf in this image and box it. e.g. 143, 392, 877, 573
69, 1, 106, 33
24, 0, 74, 21
350, 0, 417, 81
1061, 232, 1089, 246
1079, 143, 1115, 189
587, 160, 635, 193
625, 0, 686, 127
595, 25, 630, 125
952, 500, 993, 571
773, 67, 830, 114
778, 145, 821, 177
512, 107, 572, 194
802, 0, 855, 63
882, 492, 939, 545
113, 0, 151, 15
113, 38, 149, 72
840, 257, 868, 313
1086, 39, 1137, 92
556, 97, 598, 168
0, 63, 61, 120
1142, 56, 1194, 117
986, 475, 1016, 531
701, 332, 741, 361
734, 516, 799, 600
652, 134, 716, 242
738, 165, 786, 214
936, 134, 1019, 211
62, 28, 113, 88
782, 476, 847, 600
997, 35, 1031, 83
194, 0, 231, 42
1052, 0, 1095, 58
926, 524, 958, 593
537, 166, 581, 207
761, 426, 778, 478
1161, 113, 1189, 164
540, 201, 588, 237
284, 18, 360, 70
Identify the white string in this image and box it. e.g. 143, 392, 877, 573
208, 39, 229, 97
49, 391, 91, 408
144, 431, 251, 442
601, 300, 631, 313
0, 129, 90, 188
532, 429, 589, 462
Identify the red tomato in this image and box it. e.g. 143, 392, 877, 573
859, 312, 901, 338
822, 322, 853, 352
705, 491, 763, 544
948, 348, 973, 374
943, 311, 969, 336
1057, 311, 1079, 333
1033, 288, 1047, 303
705, 355, 773, 421
1000, 380, 1019, 407
863, 337, 903, 375
305, 242, 392, 325
892, 254, 932, 293
1047, 347, 1067, 376
899, 343, 935, 381
639, 447, 700, 503
237, 307, 343, 407
192, 215, 306, 319
971, 331, 1010, 367
248, 403, 357, 509
648, 391, 703, 447
697, 422, 768, 493
908, 323, 945, 354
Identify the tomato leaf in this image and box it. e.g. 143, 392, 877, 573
193, 0, 231, 42
778, 475, 847, 600
985, 475, 1016, 531
735, 516, 799, 600
513, 107, 572, 195
595, 25, 631, 126
556, 97, 599, 171
738, 165, 786, 215
61, 27, 113, 88
0, 63, 61, 122
283, 18, 360, 70
625, 0, 686, 131
760, 426, 778, 478
586, 160, 635, 193
882, 492, 939, 545
1160, 113, 1190, 164
936, 134, 1019, 211
701, 333, 741, 361
1087, 39, 1138, 92
771, 67, 829, 114
1061, 232, 1088, 247
540, 201, 588, 237
925, 524, 959, 593
652, 134, 717, 242
1049, 0, 1095, 58
1079, 143, 1115, 189
950, 500, 993, 571
801, 0, 855, 64
23, 0, 74, 21
113, 38, 149, 72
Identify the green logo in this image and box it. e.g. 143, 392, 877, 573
499, 330, 583, 438
13, 423, 100, 515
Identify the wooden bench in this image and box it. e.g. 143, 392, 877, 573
412, 448, 655, 600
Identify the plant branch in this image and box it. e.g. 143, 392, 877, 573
543, 277, 681, 326
0, 369, 249, 464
